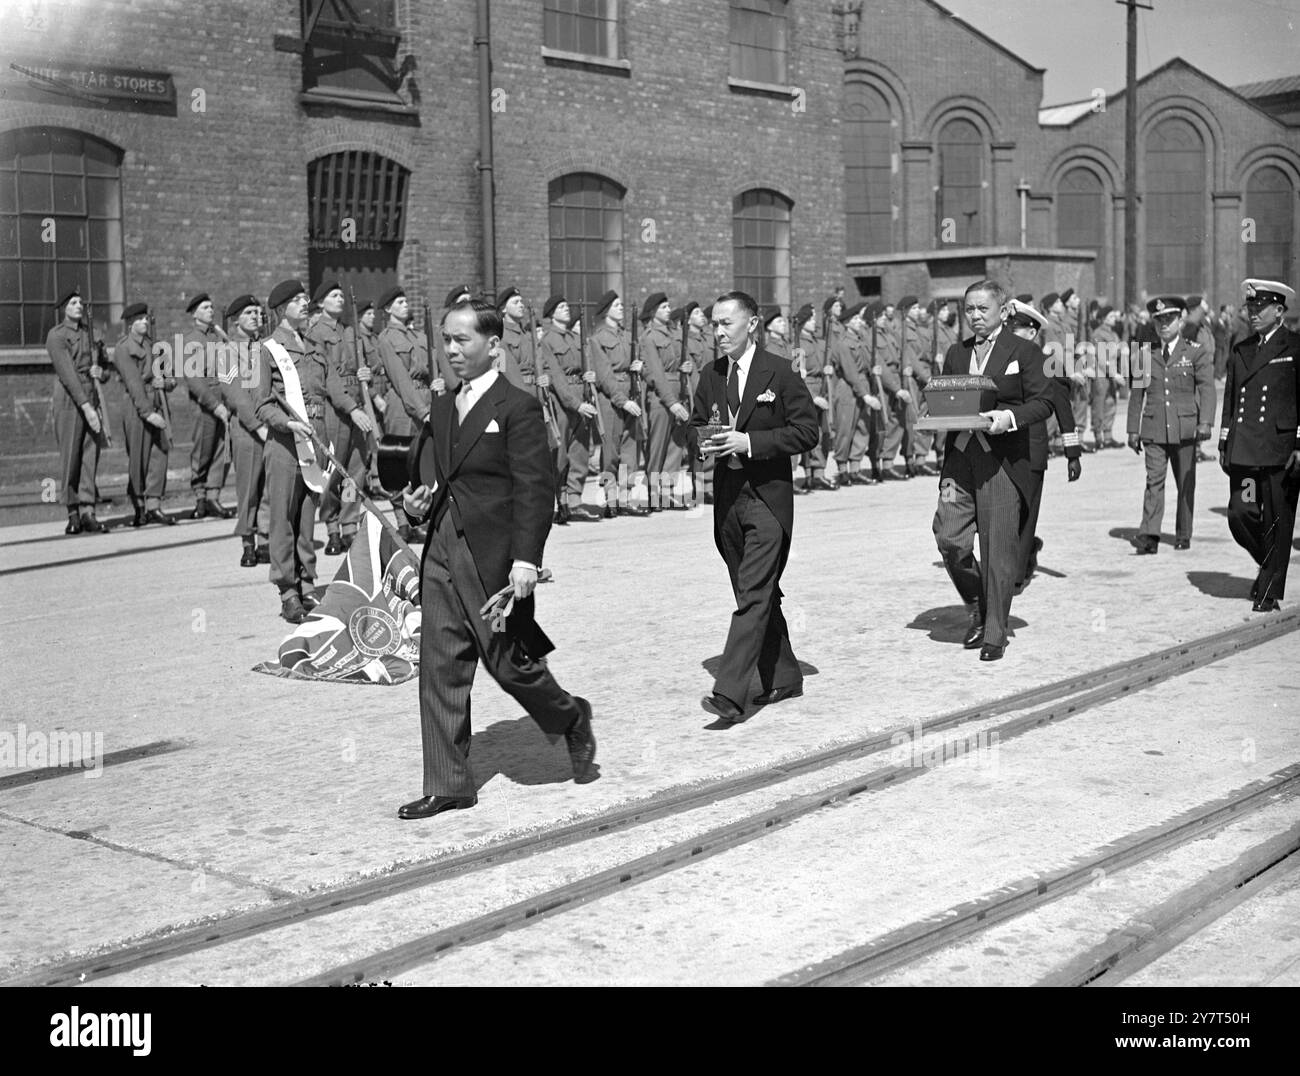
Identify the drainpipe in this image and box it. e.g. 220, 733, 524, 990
1015, 179, 1030, 249
476, 0, 496, 295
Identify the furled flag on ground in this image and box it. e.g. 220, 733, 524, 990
254, 506, 422, 684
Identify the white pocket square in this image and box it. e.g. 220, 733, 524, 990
1004, 360, 1019, 375
1268, 356, 1293, 364
756, 389, 776, 404
485, 419, 501, 432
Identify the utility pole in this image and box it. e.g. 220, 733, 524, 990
1118, 0, 1153, 311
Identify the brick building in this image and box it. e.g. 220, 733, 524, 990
1, 0, 1297, 482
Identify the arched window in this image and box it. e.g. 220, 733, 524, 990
1246, 165, 1295, 281
307, 150, 410, 302
0, 127, 124, 348
1057, 167, 1106, 292
548, 172, 625, 312
937, 118, 985, 246
733, 188, 791, 310
1144, 117, 1205, 294
844, 81, 894, 255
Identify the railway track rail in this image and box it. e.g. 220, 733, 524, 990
6, 608, 1297, 987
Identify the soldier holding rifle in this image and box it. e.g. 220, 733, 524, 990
222, 295, 270, 563
47, 287, 110, 534
590, 290, 649, 517
640, 291, 691, 511
541, 296, 602, 522
111, 301, 175, 528
182, 292, 235, 519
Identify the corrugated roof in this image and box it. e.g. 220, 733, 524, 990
1234, 75, 1300, 99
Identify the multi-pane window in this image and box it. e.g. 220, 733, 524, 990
1246, 165, 1294, 282
730, 0, 788, 85
306, 151, 409, 307
544, 0, 622, 60
301, 0, 402, 98
1057, 167, 1106, 293
843, 81, 894, 255
549, 173, 625, 315
733, 189, 791, 311
1144, 117, 1205, 294
0, 128, 124, 348
937, 118, 984, 246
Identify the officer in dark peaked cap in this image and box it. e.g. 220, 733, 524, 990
1220, 278, 1300, 611
182, 291, 235, 519
1127, 295, 1215, 555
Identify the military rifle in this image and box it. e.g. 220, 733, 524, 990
147, 309, 174, 453
527, 300, 561, 450
627, 299, 648, 469
420, 299, 439, 399
678, 308, 690, 418
348, 285, 382, 489
81, 286, 111, 448
577, 304, 605, 440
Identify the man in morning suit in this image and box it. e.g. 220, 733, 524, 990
1219, 278, 1300, 612
689, 292, 820, 723
399, 300, 597, 819
933, 280, 1054, 662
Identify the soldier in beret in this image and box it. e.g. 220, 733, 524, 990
254, 279, 372, 623
375, 285, 433, 443
1219, 278, 1300, 611
309, 281, 372, 556
874, 301, 913, 480
222, 295, 270, 563
641, 291, 691, 510
900, 297, 939, 476
110, 302, 174, 527
1127, 296, 1215, 554
540, 295, 601, 522
494, 286, 533, 391
792, 303, 836, 491
47, 287, 112, 533
180, 293, 235, 519
590, 290, 649, 516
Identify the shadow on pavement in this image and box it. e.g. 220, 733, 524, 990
907, 605, 1027, 644
1186, 571, 1254, 601
469, 716, 582, 788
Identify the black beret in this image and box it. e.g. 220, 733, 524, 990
839, 301, 866, 323
668, 305, 683, 324
496, 286, 520, 308
376, 285, 405, 311
594, 290, 618, 318
702, 303, 714, 320
1147, 295, 1187, 317
1061, 288, 1075, 303
1095, 305, 1114, 321
444, 284, 471, 308
1015, 293, 1034, 304
865, 301, 884, 321
356, 297, 374, 315
1185, 294, 1203, 309
225, 294, 259, 320
312, 280, 342, 305
55, 285, 80, 311
822, 296, 840, 315
762, 305, 783, 327
1041, 292, 1061, 310
683, 300, 699, 318
795, 303, 814, 325
640, 291, 668, 322
185, 292, 211, 314
122, 302, 148, 322
543, 294, 565, 319
268, 279, 308, 310
898, 295, 919, 310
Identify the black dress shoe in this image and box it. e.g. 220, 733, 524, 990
324, 534, 346, 556
554, 504, 571, 525
754, 684, 803, 706
810, 476, 839, 492
1132, 535, 1158, 555
64, 514, 82, 535
1174, 539, 1190, 550
979, 643, 1005, 662
190, 498, 209, 520
565, 697, 599, 783
701, 693, 744, 722
256, 544, 271, 563
281, 593, 307, 624
851, 471, 875, 486
79, 513, 107, 533
618, 505, 650, 517
1252, 597, 1280, 612
917, 463, 940, 476
145, 509, 176, 526
602, 504, 618, 519
130, 507, 145, 528
398, 794, 478, 820
879, 468, 906, 481
962, 608, 985, 649
792, 483, 811, 495
570, 505, 601, 522
204, 499, 235, 519
300, 588, 321, 610
342, 532, 355, 550
240, 543, 258, 567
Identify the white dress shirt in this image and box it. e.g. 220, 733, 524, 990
967, 325, 1016, 432
724, 341, 756, 460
